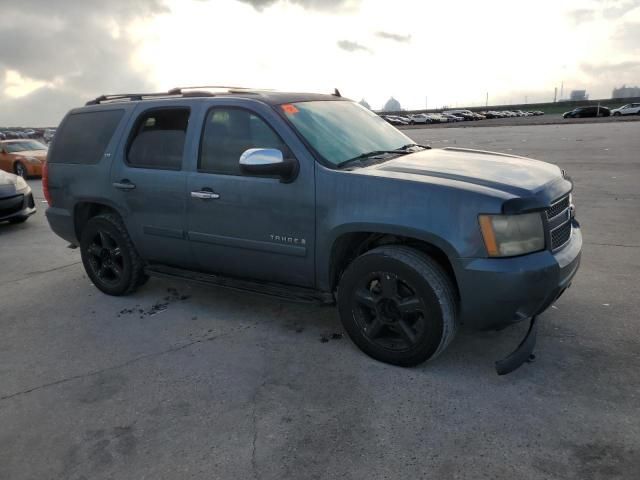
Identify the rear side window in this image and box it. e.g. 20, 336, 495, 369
127, 108, 189, 170
48, 110, 124, 164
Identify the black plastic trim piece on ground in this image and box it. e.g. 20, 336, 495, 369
495, 316, 538, 375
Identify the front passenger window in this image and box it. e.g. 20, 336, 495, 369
199, 108, 287, 175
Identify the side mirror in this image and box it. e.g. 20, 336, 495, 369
239, 148, 297, 182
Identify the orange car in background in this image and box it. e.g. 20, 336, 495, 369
0, 139, 48, 178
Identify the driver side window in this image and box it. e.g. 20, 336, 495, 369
198, 108, 287, 175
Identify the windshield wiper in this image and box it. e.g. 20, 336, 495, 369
398, 143, 431, 150
337, 150, 406, 169
337, 144, 431, 169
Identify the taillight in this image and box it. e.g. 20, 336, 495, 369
42, 162, 52, 206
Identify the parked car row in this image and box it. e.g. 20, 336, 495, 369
0, 128, 56, 143
482, 110, 545, 118
381, 109, 545, 125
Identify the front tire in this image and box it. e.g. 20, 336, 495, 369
80, 213, 145, 296
14, 162, 27, 178
337, 246, 458, 367
614, 112, 621, 117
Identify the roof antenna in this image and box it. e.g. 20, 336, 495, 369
333, 88, 342, 97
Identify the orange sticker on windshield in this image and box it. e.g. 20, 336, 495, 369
281, 104, 299, 115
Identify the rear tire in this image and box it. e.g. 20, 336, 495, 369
80, 213, 145, 296
337, 246, 458, 367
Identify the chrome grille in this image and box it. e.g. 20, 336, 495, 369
551, 222, 571, 250
547, 195, 570, 220
546, 194, 572, 251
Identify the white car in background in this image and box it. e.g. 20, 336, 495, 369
428, 113, 449, 123
409, 114, 431, 124
611, 103, 640, 116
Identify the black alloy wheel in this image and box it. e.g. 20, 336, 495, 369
338, 246, 458, 367
85, 230, 125, 288
80, 213, 145, 296
352, 272, 426, 352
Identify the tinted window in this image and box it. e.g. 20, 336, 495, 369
49, 110, 124, 164
127, 108, 189, 170
199, 108, 286, 175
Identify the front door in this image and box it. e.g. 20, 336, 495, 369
186, 104, 315, 287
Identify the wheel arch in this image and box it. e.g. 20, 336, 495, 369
73, 201, 122, 241
325, 226, 461, 297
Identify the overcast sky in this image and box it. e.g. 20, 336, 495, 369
0, 0, 639, 125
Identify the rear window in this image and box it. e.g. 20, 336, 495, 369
48, 109, 124, 164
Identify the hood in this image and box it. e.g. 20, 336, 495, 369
367, 147, 565, 197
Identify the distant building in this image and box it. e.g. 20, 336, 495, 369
569, 90, 588, 101
612, 85, 640, 98
359, 98, 371, 109
383, 97, 401, 111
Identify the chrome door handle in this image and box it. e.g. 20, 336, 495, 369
191, 191, 220, 200
113, 181, 136, 190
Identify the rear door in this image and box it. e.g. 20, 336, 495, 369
110, 102, 200, 268
185, 100, 316, 287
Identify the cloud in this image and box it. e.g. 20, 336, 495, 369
337, 40, 371, 53
375, 31, 412, 43
237, 0, 359, 11
580, 60, 640, 92
613, 21, 640, 50
601, 0, 640, 19
567, 8, 596, 25
0, 0, 166, 126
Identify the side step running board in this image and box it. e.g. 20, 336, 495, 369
145, 264, 335, 305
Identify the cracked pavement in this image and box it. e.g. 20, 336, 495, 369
1, 122, 639, 479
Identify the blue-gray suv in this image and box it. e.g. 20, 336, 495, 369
44, 88, 581, 373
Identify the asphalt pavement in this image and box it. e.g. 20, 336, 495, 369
0, 121, 638, 479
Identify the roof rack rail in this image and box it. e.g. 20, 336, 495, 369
85, 91, 211, 106
168, 85, 274, 94
86, 86, 271, 105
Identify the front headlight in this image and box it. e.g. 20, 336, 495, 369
15, 175, 28, 190
479, 212, 545, 257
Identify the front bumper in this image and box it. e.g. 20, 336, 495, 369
456, 220, 582, 330
0, 189, 36, 222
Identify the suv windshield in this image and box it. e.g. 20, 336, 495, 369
4, 140, 47, 153
281, 101, 413, 167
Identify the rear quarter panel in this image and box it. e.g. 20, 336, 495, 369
46, 105, 136, 242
